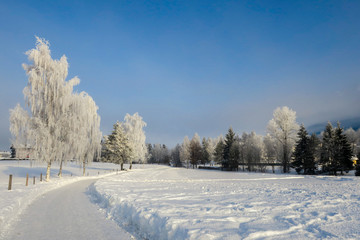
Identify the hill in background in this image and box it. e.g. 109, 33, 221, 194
307, 117, 360, 134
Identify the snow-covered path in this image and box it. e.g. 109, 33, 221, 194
5, 179, 134, 240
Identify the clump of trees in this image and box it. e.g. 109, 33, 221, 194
102, 113, 148, 169
9, 37, 102, 181
292, 122, 353, 175
319, 122, 353, 175
147, 143, 170, 165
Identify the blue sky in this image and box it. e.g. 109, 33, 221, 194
1, 0, 360, 150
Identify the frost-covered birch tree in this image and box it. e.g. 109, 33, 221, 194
267, 106, 299, 173
180, 136, 191, 168
344, 128, 359, 155
263, 133, 279, 173
122, 113, 147, 168
70, 92, 102, 176
190, 133, 202, 168
9, 37, 101, 181
241, 132, 264, 172
9, 104, 31, 148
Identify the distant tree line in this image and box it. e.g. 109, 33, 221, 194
170, 106, 359, 176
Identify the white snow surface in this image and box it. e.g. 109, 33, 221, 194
91, 165, 360, 240
6, 179, 134, 240
1, 161, 360, 240
0, 160, 122, 239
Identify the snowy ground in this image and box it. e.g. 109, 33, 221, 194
91, 165, 360, 240
0, 160, 124, 238
1, 162, 360, 240
6, 179, 134, 240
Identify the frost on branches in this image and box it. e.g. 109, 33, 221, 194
267, 106, 299, 173
123, 113, 148, 168
9, 37, 102, 181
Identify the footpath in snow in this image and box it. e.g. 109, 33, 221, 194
5, 179, 134, 240
0, 160, 126, 239
90, 165, 360, 240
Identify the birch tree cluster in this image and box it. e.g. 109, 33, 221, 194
102, 113, 148, 168
9, 37, 102, 181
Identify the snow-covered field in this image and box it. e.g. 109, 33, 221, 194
0, 160, 122, 238
91, 165, 360, 240
1, 161, 360, 240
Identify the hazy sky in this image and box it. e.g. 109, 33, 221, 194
1, 0, 360, 150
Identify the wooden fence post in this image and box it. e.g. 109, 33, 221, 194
8, 174, 12, 190
26, 173, 29, 186
33, 176, 35, 185
40, 173, 42, 182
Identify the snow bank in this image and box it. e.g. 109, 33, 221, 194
89, 182, 188, 240
0, 160, 122, 239
91, 165, 360, 240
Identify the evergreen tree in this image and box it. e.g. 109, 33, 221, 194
223, 127, 235, 169
229, 138, 240, 171
320, 122, 353, 175
292, 124, 308, 173
190, 133, 202, 168
292, 125, 316, 174
307, 133, 320, 173
320, 122, 335, 173
103, 122, 132, 170
171, 144, 182, 167
201, 137, 210, 166
214, 138, 224, 165
334, 122, 352, 175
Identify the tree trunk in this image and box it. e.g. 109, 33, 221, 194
45, 161, 51, 182
58, 160, 63, 178
121, 163, 124, 170
129, 161, 132, 170
283, 142, 288, 173
83, 160, 86, 176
